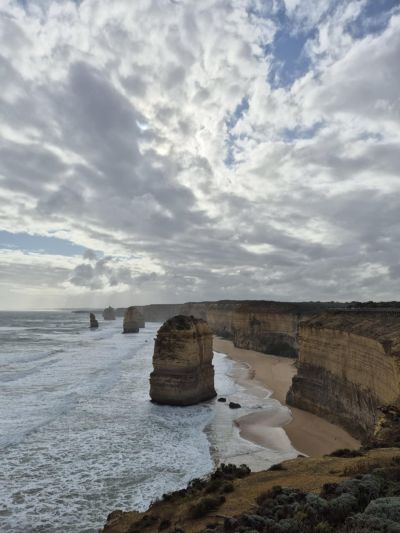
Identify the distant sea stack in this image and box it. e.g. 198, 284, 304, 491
149, 315, 216, 406
89, 313, 99, 329
103, 306, 116, 320
123, 306, 145, 333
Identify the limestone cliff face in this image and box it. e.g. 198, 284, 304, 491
149, 315, 216, 406
103, 306, 116, 320
123, 307, 144, 333
287, 311, 400, 443
206, 302, 303, 357
138, 304, 182, 322
139, 301, 333, 357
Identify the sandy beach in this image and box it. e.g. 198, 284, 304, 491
213, 337, 360, 457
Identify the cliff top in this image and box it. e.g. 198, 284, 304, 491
304, 311, 400, 355
158, 315, 208, 332
102, 448, 400, 533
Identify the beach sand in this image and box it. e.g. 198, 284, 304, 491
213, 337, 360, 457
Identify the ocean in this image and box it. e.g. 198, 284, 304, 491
0, 311, 298, 532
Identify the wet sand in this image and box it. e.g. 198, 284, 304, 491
214, 338, 360, 457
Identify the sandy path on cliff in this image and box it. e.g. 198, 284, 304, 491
213, 337, 360, 457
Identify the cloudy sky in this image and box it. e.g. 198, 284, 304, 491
0, 0, 399, 309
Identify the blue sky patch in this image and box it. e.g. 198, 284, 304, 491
225, 97, 249, 166
267, 27, 316, 88
0, 231, 85, 256
346, 0, 400, 39
281, 122, 324, 143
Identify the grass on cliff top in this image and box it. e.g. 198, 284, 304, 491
101, 448, 400, 533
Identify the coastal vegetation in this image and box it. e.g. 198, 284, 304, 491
102, 448, 400, 532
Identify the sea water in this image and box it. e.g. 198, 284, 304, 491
0, 311, 297, 532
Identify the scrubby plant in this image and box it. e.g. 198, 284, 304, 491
189, 495, 225, 519
269, 462, 286, 471
197, 459, 400, 533
204, 478, 224, 494
345, 512, 400, 532
327, 493, 359, 524
313, 521, 334, 533
363, 497, 400, 522
211, 463, 250, 481
328, 449, 364, 458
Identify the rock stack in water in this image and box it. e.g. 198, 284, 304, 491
150, 315, 216, 406
89, 313, 99, 329
103, 306, 116, 320
123, 306, 145, 333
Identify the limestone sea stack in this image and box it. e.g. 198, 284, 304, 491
89, 313, 99, 328
103, 306, 116, 320
149, 315, 216, 406
123, 306, 145, 333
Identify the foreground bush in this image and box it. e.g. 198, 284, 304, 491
199, 460, 400, 533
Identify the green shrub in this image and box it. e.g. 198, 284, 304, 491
363, 497, 400, 522
189, 495, 225, 519
345, 513, 400, 532
327, 493, 359, 524
314, 521, 334, 533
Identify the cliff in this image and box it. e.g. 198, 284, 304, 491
206, 301, 302, 357
149, 315, 216, 406
138, 300, 336, 357
138, 304, 182, 322
287, 311, 400, 444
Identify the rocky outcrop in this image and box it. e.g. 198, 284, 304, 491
287, 311, 400, 444
123, 306, 144, 333
89, 313, 99, 329
103, 306, 116, 321
149, 315, 216, 406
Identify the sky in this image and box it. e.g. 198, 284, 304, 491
0, 0, 400, 309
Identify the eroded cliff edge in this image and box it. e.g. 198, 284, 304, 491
139, 300, 334, 357
287, 310, 400, 444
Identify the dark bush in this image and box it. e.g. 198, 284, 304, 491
269, 463, 286, 471
320, 483, 339, 500
189, 477, 207, 491
189, 495, 225, 519
328, 449, 364, 458
205, 479, 223, 494
221, 482, 234, 494
211, 463, 250, 481
327, 493, 359, 524
158, 519, 171, 531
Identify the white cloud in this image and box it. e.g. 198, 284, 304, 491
0, 0, 399, 307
